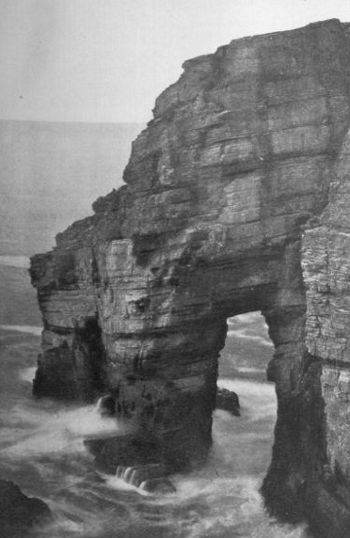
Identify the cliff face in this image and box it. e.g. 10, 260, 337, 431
31, 20, 350, 536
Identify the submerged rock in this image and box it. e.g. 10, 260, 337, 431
140, 477, 176, 494
0, 480, 51, 536
216, 388, 240, 416
31, 19, 350, 536
85, 432, 168, 472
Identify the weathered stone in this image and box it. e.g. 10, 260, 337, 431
0, 480, 51, 536
31, 19, 350, 536
140, 477, 176, 494
216, 387, 240, 416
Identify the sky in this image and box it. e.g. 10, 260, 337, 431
1, 0, 350, 124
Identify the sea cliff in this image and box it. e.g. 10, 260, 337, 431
31, 19, 350, 536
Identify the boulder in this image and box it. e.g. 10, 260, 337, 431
216, 388, 240, 416
0, 480, 51, 536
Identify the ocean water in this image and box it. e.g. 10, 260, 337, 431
0, 320, 310, 538
0, 120, 142, 257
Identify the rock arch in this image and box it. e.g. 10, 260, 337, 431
31, 20, 350, 536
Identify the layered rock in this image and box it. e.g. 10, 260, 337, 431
31, 19, 350, 536
300, 112, 350, 536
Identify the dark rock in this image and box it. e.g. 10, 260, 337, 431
0, 480, 51, 537
216, 388, 240, 416
85, 432, 166, 473
140, 478, 176, 494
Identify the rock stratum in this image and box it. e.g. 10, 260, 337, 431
31, 19, 350, 537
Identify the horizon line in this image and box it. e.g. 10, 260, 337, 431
0, 117, 145, 126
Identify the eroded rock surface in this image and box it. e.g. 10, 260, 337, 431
216, 387, 240, 416
31, 19, 350, 536
0, 480, 51, 537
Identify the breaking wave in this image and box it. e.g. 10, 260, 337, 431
0, 320, 310, 537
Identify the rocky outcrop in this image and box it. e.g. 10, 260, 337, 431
216, 388, 240, 416
0, 480, 51, 537
31, 19, 350, 536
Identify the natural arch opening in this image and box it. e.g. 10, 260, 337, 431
215, 311, 277, 480
219, 312, 273, 383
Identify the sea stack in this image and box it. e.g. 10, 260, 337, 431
31, 19, 350, 536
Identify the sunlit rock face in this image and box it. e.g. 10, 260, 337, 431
31, 19, 350, 536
